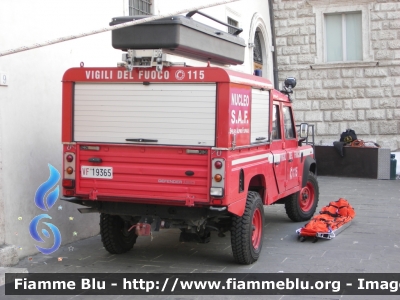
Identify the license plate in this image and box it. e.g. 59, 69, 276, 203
81, 166, 113, 179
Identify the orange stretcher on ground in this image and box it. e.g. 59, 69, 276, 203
296, 198, 355, 241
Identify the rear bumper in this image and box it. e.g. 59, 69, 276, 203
60, 196, 228, 220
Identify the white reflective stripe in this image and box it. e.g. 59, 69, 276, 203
231, 148, 312, 166
300, 148, 314, 156
293, 148, 313, 159
232, 153, 272, 166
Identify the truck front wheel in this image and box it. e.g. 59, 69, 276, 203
231, 191, 264, 265
100, 213, 138, 254
285, 172, 319, 222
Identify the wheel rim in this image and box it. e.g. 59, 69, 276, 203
299, 182, 315, 212
251, 208, 262, 250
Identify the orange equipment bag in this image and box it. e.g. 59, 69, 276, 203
296, 198, 355, 240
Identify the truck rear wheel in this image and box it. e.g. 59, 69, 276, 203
100, 213, 138, 254
231, 191, 264, 265
285, 172, 319, 222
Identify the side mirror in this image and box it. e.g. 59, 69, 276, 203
299, 123, 309, 139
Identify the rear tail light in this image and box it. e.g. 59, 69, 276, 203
211, 158, 225, 198
62, 179, 75, 189
210, 187, 224, 197
214, 174, 222, 182
214, 161, 223, 169
65, 189, 75, 196
64, 151, 76, 180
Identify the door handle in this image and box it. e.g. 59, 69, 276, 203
288, 159, 293, 162
89, 157, 102, 163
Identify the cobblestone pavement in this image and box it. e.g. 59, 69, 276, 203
1, 176, 399, 299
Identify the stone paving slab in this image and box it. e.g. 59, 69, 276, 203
1, 176, 399, 299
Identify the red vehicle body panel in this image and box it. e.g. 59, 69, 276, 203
77, 145, 210, 204
62, 66, 313, 217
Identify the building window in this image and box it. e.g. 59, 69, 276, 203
227, 17, 238, 35
253, 31, 263, 70
325, 12, 362, 62
129, 0, 151, 16
314, 3, 373, 64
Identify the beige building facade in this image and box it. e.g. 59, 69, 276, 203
273, 0, 400, 150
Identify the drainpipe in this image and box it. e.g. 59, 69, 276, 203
268, 0, 279, 90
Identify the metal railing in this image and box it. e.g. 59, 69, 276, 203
129, 0, 152, 15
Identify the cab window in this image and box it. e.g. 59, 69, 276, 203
283, 106, 295, 139
272, 105, 281, 140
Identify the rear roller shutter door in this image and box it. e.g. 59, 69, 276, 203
74, 83, 217, 146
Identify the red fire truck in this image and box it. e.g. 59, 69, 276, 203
61, 64, 318, 265
61, 14, 318, 265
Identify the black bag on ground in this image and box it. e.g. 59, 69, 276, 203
340, 129, 357, 144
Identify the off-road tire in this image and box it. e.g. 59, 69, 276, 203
285, 172, 319, 222
100, 213, 138, 254
231, 191, 264, 265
